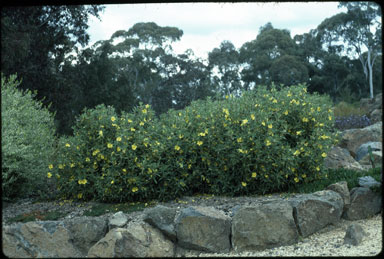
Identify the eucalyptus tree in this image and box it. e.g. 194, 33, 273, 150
317, 2, 382, 99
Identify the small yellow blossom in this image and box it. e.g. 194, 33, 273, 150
252, 172, 257, 178
262, 121, 266, 126
142, 108, 147, 114
78, 193, 83, 199
175, 145, 181, 151
268, 124, 272, 129
145, 104, 150, 109
65, 143, 70, 147
241, 119, 248, 126
117, 147, 121, 152
237, 137, 243, 143
284, 110, 289, 115
139, 121, 144, 126
116, 137, 122, 142
107, 143, 113, 148
92, 149, 100, 156
132, 144, 137, 150
132, 187, 139, 193
78, 179, 87, 185
328, 115, 332, 121
294, 177, 299, 183
293, 150, 300, 156
251, 114, 255, 120
322, 152, 327, 158
99, 130, 103, 137
241, 182, 247, 187
47, 172, 52, 178
296, 131, 302, 135
111, 116, 116, 122
302, 117, 309, 122
111, 180, 114, 184
48, 164, 53, 169
86, 157, 90, 162
266, 140, 271, 146
197, 141, 203, 146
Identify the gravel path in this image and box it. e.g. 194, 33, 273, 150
191, 214, 383, 257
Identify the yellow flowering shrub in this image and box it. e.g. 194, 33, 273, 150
51, 84, 338, 202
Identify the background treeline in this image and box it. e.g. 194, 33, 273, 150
1, 2, 382, 136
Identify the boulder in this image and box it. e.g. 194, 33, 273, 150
358, 176, 381, 189
326, 181, 350, 211
231, 201, 298, 252
360, 93, 382, 116
64, 216, 108, 255
343, 187, 382, 220
343, 223, 367, 246
2, 221, 82, 258
87, 221, 175, 257
370, 108, 382, 124
323, 146, 364, 171
339, 122, 382, 158
108, 211, 128, 230
289, 190, 344, 237
143, 205, 177, 242
355, 142, 382, 161
358, 150, 382, 168
175, 206, 231, 253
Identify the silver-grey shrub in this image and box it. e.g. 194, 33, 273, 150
1, 74, 57, 201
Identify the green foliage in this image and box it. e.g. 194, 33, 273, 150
50, 84, 338, 203
286, 167, 382, 194
1, 74, 57, 201
333, 101, 368, 117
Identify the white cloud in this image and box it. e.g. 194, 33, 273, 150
86, 2, 346, 58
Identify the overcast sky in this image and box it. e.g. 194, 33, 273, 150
86, 2, 347, 59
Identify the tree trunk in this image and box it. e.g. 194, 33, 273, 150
367, 49, 374, 99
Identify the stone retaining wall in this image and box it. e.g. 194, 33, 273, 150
3, 182, 382, 258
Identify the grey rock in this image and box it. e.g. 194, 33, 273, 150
175, 206, 231, 253
343, 223, 367, 246
2, 221, 82, 258
143, 205, 177, 241
64, 216, 108, 255
326, 181, 350, 211
87, 221, 175, 257
358, 150, 382, 168
323, 146, 364, 171
370, 108, 382, 123
108, 211, 128, 230
355, 142, 382, 161
231, 201, 298, 252
343, 187, 382, 220
339, 122, 382, 158
358, 176, 381, 189
289, 190, 344, 237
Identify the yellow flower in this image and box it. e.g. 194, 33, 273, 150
237, 137, 242, 143
241, 119, 248, 126
316, 166, 320, 171
252, 172, 257, 178
117, 147, 121, 152
65, 143, 70, 147
85, 157, 90, 162
132, 144, 137, 150
322, 152, 327, 158
272, 99, 277, 103
328, 115, 332, 121
225, 95, 229, 99
302, 174, 307, 178
128, 119, 133, 123
111, 180, 114, 184
284, 110, 289, 115
56, 174, 60, 179
241, 182, 247, 187
296, 131, 302, 135
145, 104, 150, 109
58, 164, 64, 169
116, 137, 122, 142
264, 174, 269, 178
268, 124, 272, 129
251, 114, 255, 120
70, 163, 75, 168
262, 121, 266, 126
197, 141, 203, 146
78, 179, 87, 185
302, 117, 309, 122
142, 108, 147, 114
92, 149, 100, 156
77, 193, 83, 199
139, 121, 144, 126
317, 107, 321, 111
99, 130, 103, 137
48, 164, 53, 169
47, 172, 52, 178
107, 143, 113, 148
293, 150, 300, 156
175, 145, 181, 151
294, 177, 299, 183
132, 187, 139, 193
198, 132, 206, 137
111, 116, 116, 122
131, 127, 136, 132
287, 92, 292, 97
265, 139, 271, 146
